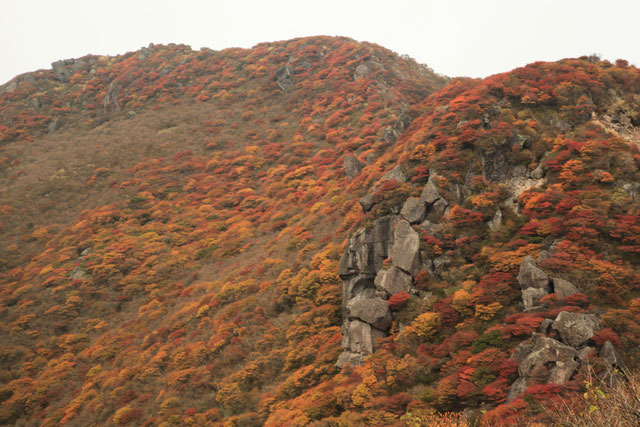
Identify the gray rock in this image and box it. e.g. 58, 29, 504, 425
600, 341, 629, 375
511, 340, 536, 363
522, 287, 548, 310
517, 256, 551, 291
342, 274, 376, 303
488, 208, 503, 230
347, 297, 392, 330
374, 266, 413, 296
70, 267, 90, 282
552, 278, 579, 298
381, 166, 406, 183
390, 220, 421, 274
530, 164, 545, 179
80, 247, 93, 257
506, 378, 527, 402
339, 319, 386, 362
420, 177, 441, 205
344, 155, 365, 178
51, 59, 75, 81
400, 197, 427, 224
359, 193, 376, 212
336, 351, 364, 367
139, 45, 153, 60
381, 126, 400, 144
518, 335, 578, 377
5, 81, 17, 93
275, 65, 294, 92
431, 198, 449, 217
418, 219, 442, 235
339, 215, 399, 277
540, 319, 554, 334
577, 346, 596, 362
354, 60, 385, 80
549, 359, 579, 384
552, 311, 601, 347
48, 120, 58, 134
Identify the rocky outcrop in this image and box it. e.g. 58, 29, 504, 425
347, 297, 392, 330
374, 267, 413, 296
275, 66, 294, 92
344, 155, 365, 178
552, 278, 579, 298
51, 58, 94, 82
522, 287, 548, 311
552, 311, 601, 347
400, 198, 427, 224
507, 255, 622, 401
507, 334, 579, 402
381, 166, 406, 183
339, 215, 398, 278
517, 256, 552, 291
338, 215, 399, 366
390, 220, 421, 274
354, 60, 385, 80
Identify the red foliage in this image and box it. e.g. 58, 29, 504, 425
388, 291, 411, 310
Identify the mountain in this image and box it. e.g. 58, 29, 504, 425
0, 36, 639, 425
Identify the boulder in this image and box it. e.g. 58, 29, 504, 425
342, 274, 376, 304
381, 126, 400, 144
51, 59, 74, 81
381, 166, 406, 183
552, 278, 579, 298
488, 208, 502, 230
577, 346, 596, 362
390, 220, 421, 274
339, 319, 386, 360
70, 267, 90, 282
339, 216, 399, 277
518, 335, 578, 377
354, 60, 385, 80
522, 287, 548, 311
344, 155, 365, 178
431, 198, 449, 217
359, 193, 376, 212
419, 219, 442, 235
275, 65, 294, 92
517, 256, 551, 291
551, 311, 601, 347
540, 318, 554, 334
506, 377, 527, 402
347, 297, 392, 330
420, 177, 441, 205
600, 341, 629, 375
400, 197, 427, 224
374, 267, 413, 296
548, 359, 579, 384
511, 340, 536, 363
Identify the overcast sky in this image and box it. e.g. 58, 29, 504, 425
1, 0, 639, 85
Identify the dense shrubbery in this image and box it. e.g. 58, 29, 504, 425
0, 36, 639, 425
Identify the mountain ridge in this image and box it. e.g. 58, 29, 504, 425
0, 36, 639, 425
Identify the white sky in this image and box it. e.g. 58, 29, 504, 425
1, 0, 639, 85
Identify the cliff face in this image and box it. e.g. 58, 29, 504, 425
1, 38, 640, 425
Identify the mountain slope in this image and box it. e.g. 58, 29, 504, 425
1, 38, 639, 425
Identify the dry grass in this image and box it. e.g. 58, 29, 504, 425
549, 367, 640, 427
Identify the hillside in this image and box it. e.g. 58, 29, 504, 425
0, 36, 639, 426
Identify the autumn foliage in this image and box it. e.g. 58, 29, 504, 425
1, 38, 640, 425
